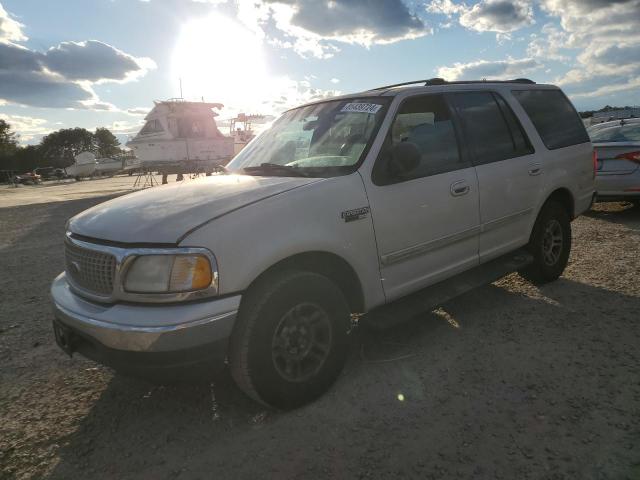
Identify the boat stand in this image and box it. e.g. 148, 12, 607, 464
133, 170, 160, 189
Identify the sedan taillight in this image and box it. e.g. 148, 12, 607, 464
615, 151, 640, 164
592, 149, 597, 178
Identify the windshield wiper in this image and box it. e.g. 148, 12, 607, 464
243, 163, 310, 177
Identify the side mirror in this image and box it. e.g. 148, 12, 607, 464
388, 142, 421, 177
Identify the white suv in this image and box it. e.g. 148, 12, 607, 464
51, 79, 595, 409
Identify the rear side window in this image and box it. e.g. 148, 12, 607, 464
451, 91, 533, 165
512, 89, 590, 149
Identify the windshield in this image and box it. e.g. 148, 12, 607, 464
588, 122, 640, 142
227, 97, 390, 177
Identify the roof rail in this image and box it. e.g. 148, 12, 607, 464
369, 77, 536, 91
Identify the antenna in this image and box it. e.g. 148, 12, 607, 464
179, 78, 183, 99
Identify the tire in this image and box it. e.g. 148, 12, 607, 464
520, 200, 571, 284
229, 270, 351, 409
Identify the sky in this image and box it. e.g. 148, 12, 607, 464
0, 0, 639, 145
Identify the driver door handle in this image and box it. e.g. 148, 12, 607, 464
450, 180, 470, 197
528, 163, 542, 176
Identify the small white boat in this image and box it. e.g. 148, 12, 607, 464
65, 152, 98, 179
126, 99, 234, 173
95, 157, 124, 175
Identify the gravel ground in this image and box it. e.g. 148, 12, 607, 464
0, 196, 639, 480
0, 175, 178, 209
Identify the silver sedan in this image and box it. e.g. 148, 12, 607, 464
588, 118, 640, 207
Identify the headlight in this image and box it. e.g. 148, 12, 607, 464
124, 254, 217, 294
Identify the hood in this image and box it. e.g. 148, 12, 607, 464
68, 175, 321, 244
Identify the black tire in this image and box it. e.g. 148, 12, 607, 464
631, 199, 640, 209
520, 200, 571, 284
229, 270, 351, 409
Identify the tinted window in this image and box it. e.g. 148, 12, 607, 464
512, 89, 590, 149
493, 94, 533, 155
375, 94, 464, 184
140, 119, 164, 134
452, 92, 533, 165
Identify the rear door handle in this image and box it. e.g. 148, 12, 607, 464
528, 163, 542, 176
450, 180, 470, 197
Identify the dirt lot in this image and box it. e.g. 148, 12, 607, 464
0, 175, 175, 209
0, 190, 639, 480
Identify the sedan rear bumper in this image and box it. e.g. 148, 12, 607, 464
595, 170, 640, 200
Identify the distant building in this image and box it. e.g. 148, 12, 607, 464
590, 108, 640, 125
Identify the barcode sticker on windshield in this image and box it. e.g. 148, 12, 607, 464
341, 103, 382, 114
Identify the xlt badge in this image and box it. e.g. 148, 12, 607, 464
341, 206, 370, 223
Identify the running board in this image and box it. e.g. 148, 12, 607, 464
362, 249, 533, 331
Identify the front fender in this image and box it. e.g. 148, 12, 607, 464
179, 173, 386, 311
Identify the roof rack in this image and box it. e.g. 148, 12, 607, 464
369, 77, 536, 91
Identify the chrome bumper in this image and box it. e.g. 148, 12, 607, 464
51, 272, 240, 353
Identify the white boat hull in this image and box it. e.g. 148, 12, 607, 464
128, 137, 234, 168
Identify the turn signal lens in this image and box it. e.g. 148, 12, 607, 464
169, 255, 212, 291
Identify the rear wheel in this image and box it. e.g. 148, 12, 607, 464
520, 200, 571, 284
229, 270, 351, 409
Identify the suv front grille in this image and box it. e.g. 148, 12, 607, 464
65, 241, 116, 296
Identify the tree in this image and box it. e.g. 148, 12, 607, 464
10, 145, 41, 172
0, 120, 19, 172
0, 119, 18, 157
94, 127, 121, 157
39, 128, 96, 168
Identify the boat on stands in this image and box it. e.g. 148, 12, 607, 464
229, 113, 266, 155
126, 99, 234, 175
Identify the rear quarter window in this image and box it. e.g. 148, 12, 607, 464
512, 89, 590, 150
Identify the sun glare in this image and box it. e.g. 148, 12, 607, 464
171, 13, 269, 110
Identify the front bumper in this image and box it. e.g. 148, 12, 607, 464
51, 273, 241, 373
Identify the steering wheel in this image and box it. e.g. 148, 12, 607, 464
339, 133, 367, 156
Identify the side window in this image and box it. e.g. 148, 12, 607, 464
512, 89, 590, 149
451, 91, 532, 165
139, 119, 164, 135
375, 94, 465, 184
493, 93, 534, 155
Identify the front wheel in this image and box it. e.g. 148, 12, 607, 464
229, 270, 351, 409
520, 200, 571, 284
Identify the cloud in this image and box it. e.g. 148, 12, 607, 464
42, 40, 156, 82
0, 5, 156, 109
0, 41, 41, 70
267, 0, 426, 43
258, 77, 340, 114
0, 113, 50, 143
538, 0, 640, 97
0, 72, 94, 109
437, 57, 542, 80
426, 0, 465, 16
526, 23, 570, 61
427, 0, 534, 34
459, 0, 535, 33
237, 0, 430, 58
126, 107, 151, 116
0, 2, 26, 43
541, 0, 640, 45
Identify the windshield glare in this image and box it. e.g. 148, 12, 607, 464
227, 98, 389, 176
588, 122, 640, 142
